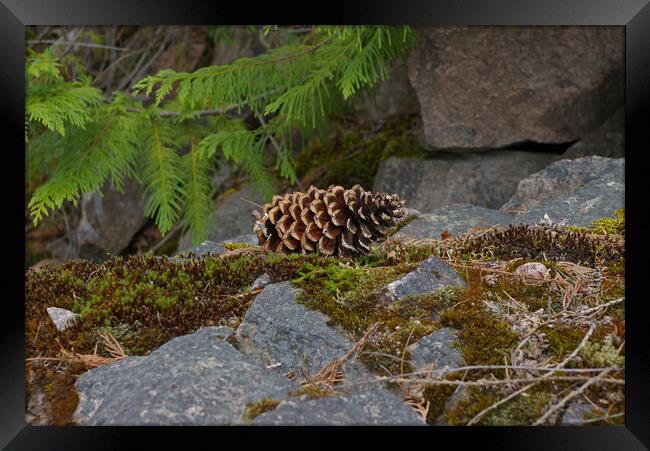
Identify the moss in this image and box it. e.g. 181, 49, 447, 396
289, 385, 337, 400
291, 258, 457, 374
422, 383, 458, 424
26, 364, 79, 426
544, 325, 587, 360
580, 342, 625, 368
295, 114, 428, 190
452, 225, 623, 267
25, 252, 331, 361
223, 242, 256, 251
567, 209, 625, 236
444, 386, 552, 426
242, 398, 281, 421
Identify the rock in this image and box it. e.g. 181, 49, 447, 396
76, 178, 148, 261
391, 204, 513, 241
407, 328, 465, 373
564, 108, 624, 159
176, 234, 258, 258
74, 327, 297, 425
408, 27, 624, 149
252, 390, 424, 425
348, 59, 420, 125
234, 282, 370, 383
514, 262, 550, 283
46, 307, 79, 331
177, 186, 264, 252
250, 273, 271, 291
373, 151, 557, 212
560, 400, 598, 425
380, 257, 466, 302
502, 156, 623, 214
502, 156, 624, 227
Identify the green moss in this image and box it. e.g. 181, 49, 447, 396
422, 383, 458, 424
580, 341, 625, 368
295, 114, 427, 190
223, 242, 256, 251
443, 386, 552, 426
242, 398, 281, 421
25, 252, 331, 361
289, 385, 337, 400
567, 209, 625, 236
291, 258, 458, 374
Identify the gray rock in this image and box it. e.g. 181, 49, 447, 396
75, 178, 148, 261
74, 327, 297, 425
564, 108, 624, 159
348, 59, 420, 125
373, 151, 557, 212
177, 185, 264, 252
560, 400, 598, 425
502, 156, 624, 227
391, 204, 513, 241
252, 390, 424, 425
407, 328, 465, 373
501, 156, 623, 214
250, 273, 272, 291
408, 27, 623, 148
176, 233, 258, 258
380, 257, 466, 302
235, 282, 370, 383
46, 307, 79, 331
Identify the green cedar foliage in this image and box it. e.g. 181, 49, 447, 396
26, 26, 415, 246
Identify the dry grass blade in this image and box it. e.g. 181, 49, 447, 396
301, 322, 380, 391
404, 395, 429, 423
99, 331, 127, 359
27, 333, 128, 370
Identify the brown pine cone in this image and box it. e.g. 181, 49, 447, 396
252, 185, 405, 257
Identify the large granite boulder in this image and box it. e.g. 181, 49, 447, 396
348, 59, 420, 125
563, 108, 624, 159
501, 156, 624, 226
408, 27, 624, 149
74, 327, 298, 425
373, 150, 557, 212
75, 178, 148, 261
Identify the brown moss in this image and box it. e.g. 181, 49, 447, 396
242, 398, 281, 421
422, 383, 458, 424
452, 225, 623, 267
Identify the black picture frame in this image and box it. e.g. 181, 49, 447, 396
2, 1, 649, 448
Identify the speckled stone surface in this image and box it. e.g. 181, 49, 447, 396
380, 257, 467, 302
501, 156, 624, 227
74, 327, 297, 425
390, 204, 514, 241
234, 282, 370, 384
253, 390, 424, 426
407, 327, 465, 373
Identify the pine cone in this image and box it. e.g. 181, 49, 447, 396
252, 185, 405, 257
